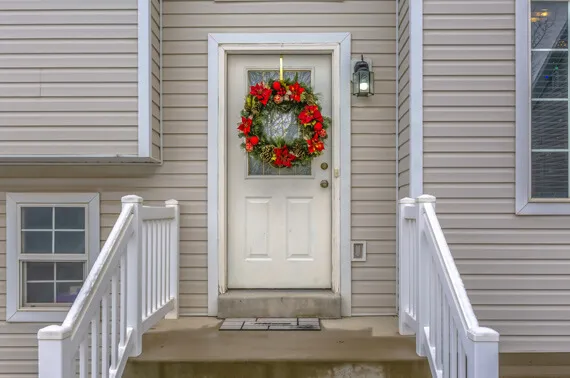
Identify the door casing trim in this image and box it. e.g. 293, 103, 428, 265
207, 33, 352, 316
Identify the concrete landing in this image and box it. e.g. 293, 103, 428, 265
124, 317, 431, 378
217, 290, 341, 318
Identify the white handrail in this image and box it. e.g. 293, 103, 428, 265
37, 195, 180, 378
398, 195, 499, 378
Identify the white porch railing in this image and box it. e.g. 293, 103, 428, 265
37, 195, 180, 378
398, 195, 499, 378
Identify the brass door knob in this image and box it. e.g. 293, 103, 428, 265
320, 180, 329, 188
321, 162, 328, 170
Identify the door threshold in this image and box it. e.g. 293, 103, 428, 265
218, 289, 340, 319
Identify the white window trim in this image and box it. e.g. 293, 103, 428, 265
6, 193, 100, 322
516, 1, 570, 215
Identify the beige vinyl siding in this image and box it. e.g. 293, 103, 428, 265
152, 0, 162, 161
397, 0, 410, 199
0, 0, 139, 157
423, 0, 570, 352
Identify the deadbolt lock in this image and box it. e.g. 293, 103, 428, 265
320, 162, 328, 170
320, 180, 329, 188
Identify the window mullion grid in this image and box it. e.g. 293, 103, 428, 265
567, 1, 570, 198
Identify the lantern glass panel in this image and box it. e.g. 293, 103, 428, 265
368, 71, 375, 95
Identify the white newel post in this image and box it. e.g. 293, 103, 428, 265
398, 197, 415, 335
37, 325, 73, 378
122, 195, 144, 356
467, 327, 500, 378
415, 194, 436, 357
165, 199, 180, 319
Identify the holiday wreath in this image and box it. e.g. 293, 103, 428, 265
236, 77, 331, 168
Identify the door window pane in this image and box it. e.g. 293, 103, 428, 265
246, 69, 313, 177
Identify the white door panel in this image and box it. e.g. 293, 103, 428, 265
227, 54, 332, 288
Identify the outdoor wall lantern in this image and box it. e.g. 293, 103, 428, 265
352, 55, 374, 97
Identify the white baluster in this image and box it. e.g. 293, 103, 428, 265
162, 221, 167, 305
450, 321, 458, 378
91, 309, 100, 378
458, 341, 466, 378
102, 289, 109, 378
443, 304, 450, 378
436, 280, 442, 369
158, 220, 163, 307
111, 273, 118, 370
153, 220, 158, 312
120, 254, 127, 347
147, 220, 152, 317
141, 222, 147, 318
165, 199, 180, 319
79, 337, 88, 378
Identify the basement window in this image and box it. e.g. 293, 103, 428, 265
5, 193, 99, 322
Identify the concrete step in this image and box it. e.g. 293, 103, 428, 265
124, 317, 430, 378
217, 289, 341, 318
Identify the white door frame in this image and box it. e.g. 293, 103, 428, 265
207, 33, 352, 316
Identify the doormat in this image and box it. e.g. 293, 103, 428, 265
219, 317, 321, 331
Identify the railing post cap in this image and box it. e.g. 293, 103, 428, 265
37, 325, 72, 340
165, 199, 179, 206
122, 195, 143, 204
467, 327, 500, 342
399, 197, 415, 204
416, 194, 436, 203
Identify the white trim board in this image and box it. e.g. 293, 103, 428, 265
409, 0, 423, 198
207, 33, 352, 316
515, 1, 570, 215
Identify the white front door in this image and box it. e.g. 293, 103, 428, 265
227, 54, 333, 289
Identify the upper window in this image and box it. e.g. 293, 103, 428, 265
516, 1, 570, 214
6, 193, 99, 322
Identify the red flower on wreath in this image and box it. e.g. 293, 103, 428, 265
250, 83, 272, 105
237, 116, 252, 136
273, 146, 296, 167
298, 105, 323, 125
288, 82, 305, 102
272, 81, 287, 96
307, 134, 325, 155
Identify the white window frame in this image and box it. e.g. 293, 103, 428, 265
6, 193, 100, 322
516, 0, 570, 214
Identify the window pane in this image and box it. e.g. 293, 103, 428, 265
26, 262, 54, 281
56, 282, 82, 303
531, 51, 568, 99
54, 231, 85, 254
21, 207, 52, 230
55, 207, 85, 230
56, 262, 84, 281
531, 2, 568, 49
22, 231, 52, 254
531, 100, 568, 149
532, 151, 569, 198
26, 282, 54, 304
